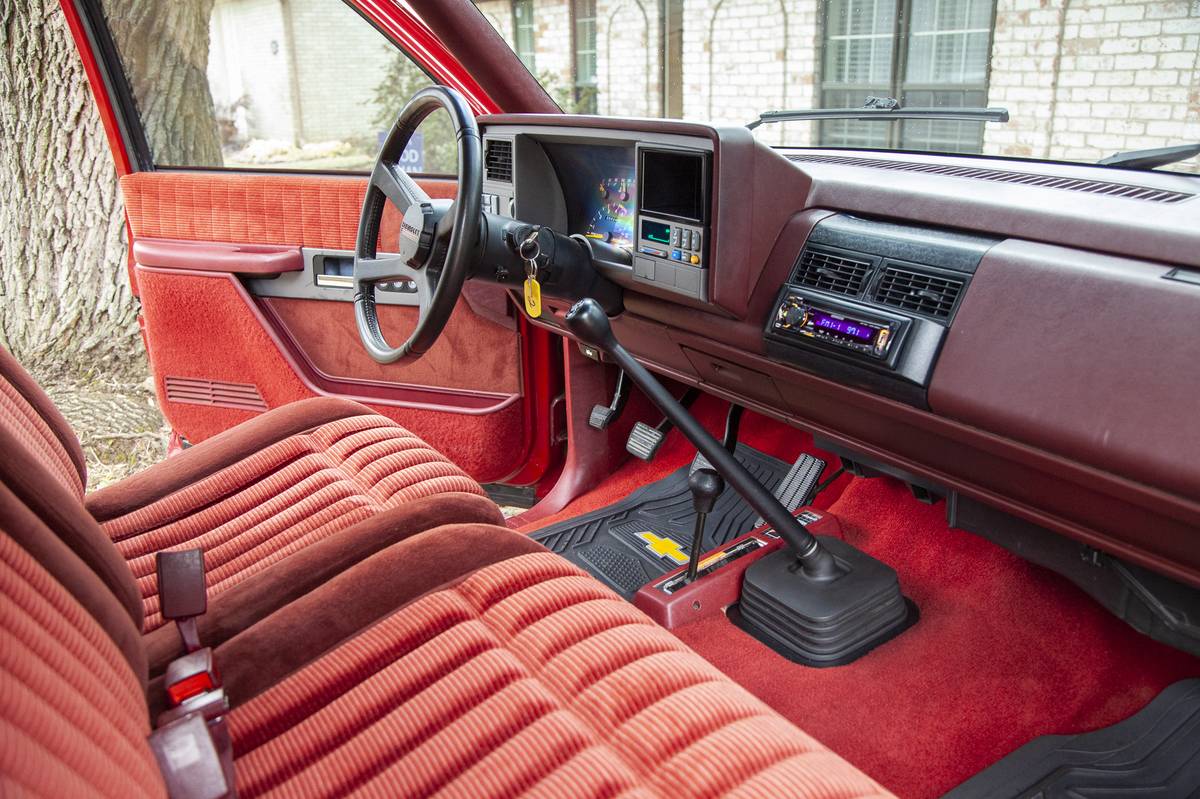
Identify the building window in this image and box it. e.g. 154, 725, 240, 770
572, 0, 598, 113
819, 0, 995, 153
513, 0, 536, 71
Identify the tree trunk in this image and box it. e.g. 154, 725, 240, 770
104, 0, 222, 166
0, 0, 220, 378
0, 0, 135, 377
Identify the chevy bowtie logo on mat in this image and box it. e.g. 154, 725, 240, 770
635, 532, 688, 565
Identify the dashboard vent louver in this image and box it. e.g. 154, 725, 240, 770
484, 139, 513, 183
793, 247, 872, 296
785, 154, 1194, 204
874, 265, 964, 319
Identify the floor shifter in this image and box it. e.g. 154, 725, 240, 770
564, 298, 916, 667
685, 466, 724, 584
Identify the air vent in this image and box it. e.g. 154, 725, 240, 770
484, 138, 513, 183
165, 377, 267, 412
873, 265, 964, 319
793, 247, 872, 296
786, 153, 1193, 204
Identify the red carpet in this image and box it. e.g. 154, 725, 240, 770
676, 477, 1200, 798
527, 399, 1200, 798
518, 396, 852, 532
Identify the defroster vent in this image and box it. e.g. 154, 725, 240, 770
793, 247, 872, 297
873, 265, 964, 319
484, 138, 513, 183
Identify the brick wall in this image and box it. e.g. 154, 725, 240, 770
476, 0, 1198, 170
985, 0, 1200, 172
209, 0, 295, 143
286, 0, 395, 145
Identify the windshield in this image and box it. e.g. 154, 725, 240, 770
472, 0, 1200, 174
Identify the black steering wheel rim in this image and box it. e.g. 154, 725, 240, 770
353, 85, 482, 364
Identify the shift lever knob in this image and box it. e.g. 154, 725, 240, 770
688, 468, 723, 514
564, 298, 617, 351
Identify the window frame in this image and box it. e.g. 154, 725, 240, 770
571, 0, 598, 114
512, 0, 537, 72
75, 0, 463, 177
818, 0, 998, 154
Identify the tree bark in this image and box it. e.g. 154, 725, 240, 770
0, 0, 219, 378
104, 0, 222, 166
0, 0, 135, 376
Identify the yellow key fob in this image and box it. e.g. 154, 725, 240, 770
523, 277, 542, 318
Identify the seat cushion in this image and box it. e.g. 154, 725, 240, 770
225, 549, 892, 799
86, 397, 493, 631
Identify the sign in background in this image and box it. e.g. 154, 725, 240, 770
376, 130, 424, 173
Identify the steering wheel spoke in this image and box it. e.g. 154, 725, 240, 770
372, 161, 430, 214
355, 253, 409, 283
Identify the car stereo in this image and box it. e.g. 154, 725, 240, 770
767, 289, 909, 366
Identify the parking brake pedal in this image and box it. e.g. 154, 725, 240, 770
589, 370, 630, 430
755, 454, 826, 525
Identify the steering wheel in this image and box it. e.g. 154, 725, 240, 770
354, 86, 482, 364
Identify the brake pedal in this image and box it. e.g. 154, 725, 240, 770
626, 422, 666, 461
755, 454, 826, 525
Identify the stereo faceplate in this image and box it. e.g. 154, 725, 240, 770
766, 289, 911, 369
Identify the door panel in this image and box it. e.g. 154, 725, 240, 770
123, 171, 529, 483
260, 298, 521, 395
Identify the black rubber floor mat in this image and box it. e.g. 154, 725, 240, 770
530, 444, 791, 598
943, 679, 1200, 798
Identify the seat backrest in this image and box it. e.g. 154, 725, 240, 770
0, 522, 164, 797
0, 346, 87, 498
0, 381, 147, 671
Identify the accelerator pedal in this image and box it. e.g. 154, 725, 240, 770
755, 454, 826, 525
626, 422, 666, 461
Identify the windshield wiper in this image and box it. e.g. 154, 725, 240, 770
1097, 143, 1200, 171
747, 96, 1009, 129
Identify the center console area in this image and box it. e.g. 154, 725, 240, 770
476, 113, 1200, 600
764, 215, 997, 405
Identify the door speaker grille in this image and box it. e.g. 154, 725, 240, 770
165, 377, 267, 412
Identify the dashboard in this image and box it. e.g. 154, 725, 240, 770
476, 113, 1200, 592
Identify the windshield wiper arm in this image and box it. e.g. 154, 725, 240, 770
1097, 143, 1200, 170
747, 97, 1009, 129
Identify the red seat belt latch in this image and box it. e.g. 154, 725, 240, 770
165, 647, 221, 707
157, 548, 207, 653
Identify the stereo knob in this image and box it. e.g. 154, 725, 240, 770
783, 303, 806, 327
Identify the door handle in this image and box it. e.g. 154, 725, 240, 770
315, 273, 354, 289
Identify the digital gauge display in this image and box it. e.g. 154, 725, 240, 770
542, 142, 637, 251
584, 177, 636, 247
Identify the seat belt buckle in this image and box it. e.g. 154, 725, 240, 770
157, 548, 207, 653
148, 711, 236, 799
165, 647, 221, 707
158, 685, 231, 727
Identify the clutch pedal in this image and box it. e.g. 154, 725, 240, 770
588, 370, 630, 430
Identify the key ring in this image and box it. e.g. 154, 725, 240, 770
519, 229, 540, 261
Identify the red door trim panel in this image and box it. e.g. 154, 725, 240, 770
136, 265, 518, 415
132, 239, 303, 274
